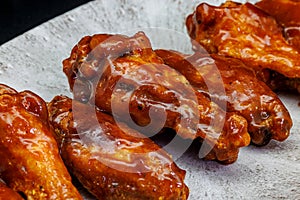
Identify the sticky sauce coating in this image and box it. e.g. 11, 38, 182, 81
48, 95, 189, 200
0, 84, 82, 200
62, 32, 251, 163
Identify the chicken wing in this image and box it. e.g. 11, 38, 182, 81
0, 84, 82, 200
62, 32, 250, 163
47, 95, 189, 200
255, 0, 300, 93
155, 49, 292, 146
0, 181, 23, 200
186, 1, 300, 80
255, 0, 300, 51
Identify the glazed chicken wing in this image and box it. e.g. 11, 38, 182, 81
62, 32, 250, 163
0, 84, 82, 200
255, 0, 300, 93
155, 49, 292, 146
47, 95, 189, 200
0, 181, 23, 200
256, 0, 300, 52
186, 1, 300, 81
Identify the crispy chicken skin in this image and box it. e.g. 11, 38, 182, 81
62, 32, 250, 163
0, 181, 23, 200
47, 95, 189, 200
0, 84, 82, 200
186, 1, 300, 80
155, 49, 292, 146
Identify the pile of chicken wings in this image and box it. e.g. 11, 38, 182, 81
0, 0, 299, 199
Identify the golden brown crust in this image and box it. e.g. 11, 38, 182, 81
0, 84, 82, 200
62, 32, 251, 163
155, 49, 292, 146
48, 95, 189, 200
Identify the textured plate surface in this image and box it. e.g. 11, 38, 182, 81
0, 0, 299, 199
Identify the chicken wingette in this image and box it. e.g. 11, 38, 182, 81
256, 0, 300, 52
48, 95, 189, 200
255, 0, 300, 93
155, 49, 292, 146
186, 1, 300, 93
62, 32, 250, 163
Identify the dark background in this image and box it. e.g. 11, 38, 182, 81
0, 0, 92, 45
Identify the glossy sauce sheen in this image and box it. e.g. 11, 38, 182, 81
0, 182, 23, 200
186, 2, 300, 79
255, 0, 300, 93
155, 49, 292, 146
0, 84, 82, 200
256, 0, 300, 52
62, 32, 251, 163
48, 95, 189, 200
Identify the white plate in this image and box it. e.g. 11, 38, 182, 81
0, 0, 299, 199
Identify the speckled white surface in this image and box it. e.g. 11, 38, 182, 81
0, 0, 299, 199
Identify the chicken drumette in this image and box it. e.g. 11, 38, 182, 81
62, 32, 250, 163
48, 95, 189, 200
155, 49, 292, 146
0, 84, 82, 200
186, 1, 300, 92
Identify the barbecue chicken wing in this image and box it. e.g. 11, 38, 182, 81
62, 32, 250, 163
186, 1, 300, 83
0, 84, 82, 200
47, 95, 189, 200
256, 0, 300, 52
155, 49, 292, 146
0, 181, 23, 200
255, 0, 300, 93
